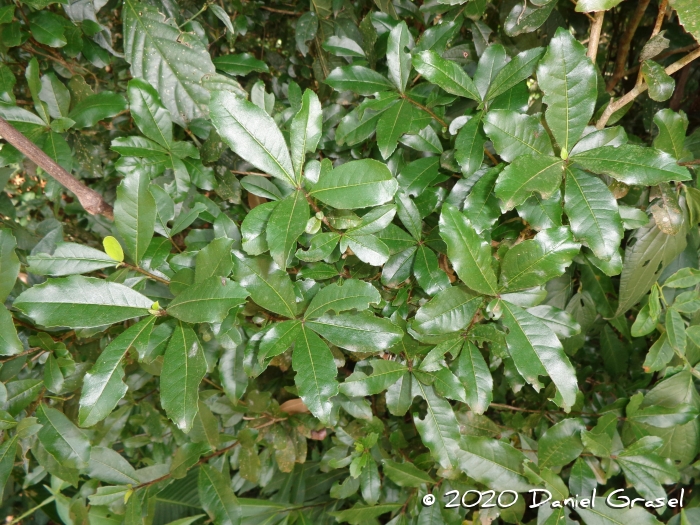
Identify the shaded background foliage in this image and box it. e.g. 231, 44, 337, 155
1, 0, 700, 524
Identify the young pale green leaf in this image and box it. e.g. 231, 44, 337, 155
232, 252, 297, 318
572, 144, 692, 185
114, 170, 156, 266
292, 325, 338, 424
641, 60, 675, 102
123, 0, 215, 126
439, 204, 498, 295
127, 78, 172, 149
161, 322, 207, 432
564, 167, 623, 260
454, 113, 486, 178
0, 228, 20, 302
14, 276, 153, 329
387, 21, 412, 92
290, 89, 322, 184
325, 66, 395, 95
500, 228, 580, 291
307, 311, 403, 353
412, 382, 461, 470
412, 50, 480, 101
167, 277, 248, 324
500, 301, 578, 410
267, 190, 309, 268
339, 360, 408, 397
485, 47, 545, 101
0, 307, 22, 356
103, 237, 124, 263
495, 155, 564, 211
459, 436, 532, 491
210, 90, 295, 186
199, 465, 241, 525
537, 28, 597, 153
382, 459, 435, 487
79, 317, 155, 427
483, 110, 554, 162
305, 279, 380, 319
454, 341, 493, 414
410, 286, 482, 338
37, 405, 91, 469
309, 159, 398, 209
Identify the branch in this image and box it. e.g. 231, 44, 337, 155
622, 43, 699, 77
587, 11, 605, 64
596, 46, 700, 129
0, 116, 114, 219
606, 0, 651, 93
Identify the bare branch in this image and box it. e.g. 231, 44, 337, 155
606, 0, 651, 93
0, 116, 114, 219
587, 12, 605, 64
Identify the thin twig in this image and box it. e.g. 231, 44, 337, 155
260, 6, 300, 16
401, 93, 447, 128
230, 169, 271, 178
121, 262, 170, 285
587, 12, 605, 64
650, 0, 668, 38
623, 43, 699, 76
606, 0, 651, 93
596, 46, 700, 129
304, 191, 338, 233
0, 117, 114, 219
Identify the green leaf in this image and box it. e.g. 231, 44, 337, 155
161, 322, 207, 432
325, 66, 395, 95
485, 47, 545, 102
387, 21, 411, 92
330, 504, 402, 525
537, 28, 597, 153
114, 170, 156, 266
195, 238, 234, 283
395, 191, 422, 240
572, 145, 692, 185
267, 190, 309, 268
653, 109, 691, 160
538, 418, 585, 468
103, 236, 125, 263
413, 244, 450, 296
410, 286, 482, 338
167, 277, 248, 324
641, 60, 675, 102
339, 360, 408, 397
296, 232, 340, 262
518, 191, 563, 231
504, 1, 556, 37
39, 73, 70, 119
664, 267, 700, 288
88, 446, 140, 485
439, 204, 498, 295
669, 0, 700, 42
0, 436, 18, 497
454, 112, 486, 177
293, 325, 338, 424
500, 301, 578, 410
210, 90, 295, 186
309, 159, 398, 209
68, 92, 127, 129
462, 165, 503, 233
123, 0, 215, 126
382, 459, 435, 487
575, 0, 624, 12
307, 311, 403, 353
258, 320, 301, 365
376, 98, 420, 159
616, 219, 687, 315
577, 499, 663, 525
232, 252, 297, 318
37, 405, 91, 469
291, 90, 322, 184
473, 44, 509, 99
199, 465, 241, 525
342, 233, 391, 266
0, 229, 20, 302
213, 53, 269, 76
0, 307, 22, 356
412, 382, 461, 470
455, 341, 493, 414
5, 380, 43, 416
14, 276, 152, 329
500, 227, 580, 291
495, 154, 564, 211
241, 201, 276, 256
459, 436, 532, 491
29, 11, 66, 48
79, 317, 155, 427
665, 308, 686, 354
564, 167, 623, 260
127, 78, 172, 149
483, 110, 554, 162
412, 50, 480, 101
305, 279, 380, 319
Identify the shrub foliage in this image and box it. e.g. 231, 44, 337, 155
1, 0, 700, 523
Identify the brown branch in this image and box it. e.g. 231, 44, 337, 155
587, 12, 605, 64
0, 117, 114, 219
230, 169, 271, 177
304, 191, 338, 233
679, 159, 700, 166
596, 46, 700, 129
622, 43, 699, 77
606, 0, 651, 93
401, 93, 448, 128
259, 6, 300, 16
651, 0, 668, 38
121, 263, 171, 285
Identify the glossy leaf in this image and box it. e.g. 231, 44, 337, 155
114, 170, 156, 265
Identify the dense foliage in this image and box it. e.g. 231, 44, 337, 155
2, 0, 700, 523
